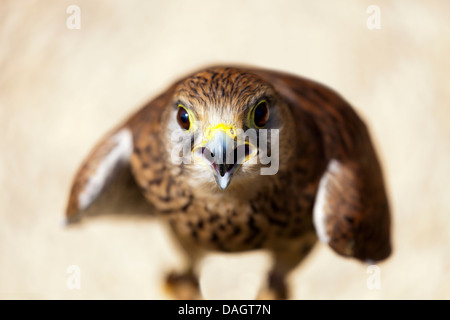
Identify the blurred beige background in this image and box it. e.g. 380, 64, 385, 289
1, 0, 449, 299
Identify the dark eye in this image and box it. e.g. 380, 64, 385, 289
253, 100, 270, 128
177, 106, 190, 130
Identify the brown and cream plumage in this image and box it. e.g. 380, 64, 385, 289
65, 66, 391, 299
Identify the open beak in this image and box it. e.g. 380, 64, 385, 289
193, 124, 257, 190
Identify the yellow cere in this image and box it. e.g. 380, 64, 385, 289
205, 123, 237, 140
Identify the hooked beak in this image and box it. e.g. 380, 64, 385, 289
193, 124, 257, 190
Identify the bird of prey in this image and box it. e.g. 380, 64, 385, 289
65, 66, 391, 299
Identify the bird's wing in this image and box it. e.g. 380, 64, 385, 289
64, 86, 175, 224
254, 68, 392, 262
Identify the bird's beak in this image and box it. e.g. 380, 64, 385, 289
193, 124, 257, 190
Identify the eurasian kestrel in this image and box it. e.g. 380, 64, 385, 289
65, 66, 391, 299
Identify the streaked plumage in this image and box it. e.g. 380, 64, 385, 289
65, 66, 391, 299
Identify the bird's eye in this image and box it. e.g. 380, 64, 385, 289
252, 100, 270, 128
177, 106, 191, 130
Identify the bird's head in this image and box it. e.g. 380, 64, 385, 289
165, 67, 294, 191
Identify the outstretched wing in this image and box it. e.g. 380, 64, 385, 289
255, 68, 392, 262
64, 126, 148, 224
64, 86, 176, 224
312, 156, 391, 262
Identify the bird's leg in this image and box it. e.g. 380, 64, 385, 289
164, 238, 203, 300
258, 252, 299, 300
165, 267, 200, 300
259, 237, 316, 300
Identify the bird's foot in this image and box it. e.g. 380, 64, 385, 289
164, 271, 201, 300
257, 288, 286, 300
257, 271, 288, 300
